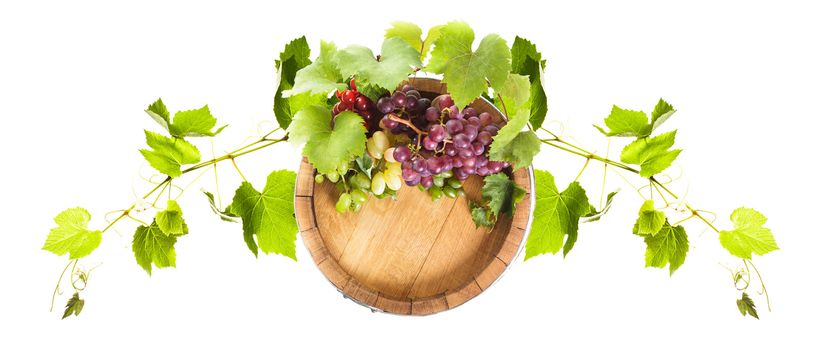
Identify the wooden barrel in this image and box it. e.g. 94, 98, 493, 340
294, 77, 534, 315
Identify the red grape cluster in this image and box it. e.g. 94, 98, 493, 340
332, 79, 376, 131
378, 84, 510, 189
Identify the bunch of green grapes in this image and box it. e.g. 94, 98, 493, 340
315, 131, 403, 213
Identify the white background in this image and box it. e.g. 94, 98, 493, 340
1, 0, 818, 348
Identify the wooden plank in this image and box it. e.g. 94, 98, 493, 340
411, 295, 448, 316
343, 279, 379, 307
475, 257, 507, 290
294, 196, 316, 232
295, 158, 315, 197
445, 279, 483, 309
374, 294, 412, 315
299, 227, 328, 265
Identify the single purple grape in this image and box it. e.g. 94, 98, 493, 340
472, 142, 485, 155
452, 133, 471, 149
417, 98, 431, 112
420, 176, 433, 189
439, 94, 454, 108
422, 136, 438, 151
462, 165, 476, 175
444, 143, 457, 157
406, 90, 421, 99
377, 97, 394, 114
429, 124, 446, 143
488, 161, 504, 173
405, 95, 418, 110
463, 107, 478, 118
405, 176, 421, 186
412, 158, 427, 173
483, 124, 499, 135
382, 116, 399, 129
401, 84, 413, 93
424, 107, 440, 122
479, 112, 493, 126
477, 131, 492, 146
467, 116, 481, 127
463, 125, 479, 141
461, 156, 477, 169
391, 91, 407, 107
452, 157, 463, 168
402, 168, 420, 182
445, 119, 463, 134
394, 145, 411, 162
476, 155, 488, 168
426, 157, 442, 174
458, 148, 474, 158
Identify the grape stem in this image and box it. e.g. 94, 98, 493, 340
387, 113, 427, 136
537, 128, 771, 310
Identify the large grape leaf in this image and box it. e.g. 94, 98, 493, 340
525, 170, 591, 259
488, 109, 541, 170
642, 221, 688, 275
494, 73, 531, 117
139, 130, 201, 177
510, 36, 548, 129
427, 21, 511, 107
287, 107, 366, 175
274, 36, 327, 129
282, 41, 346, 97
228, 170, 298, 259
384, 21, 443, 63
620, 130, 682, 177
42, 207, 102, 259
719, 207, 778, 259
155, 200, 188, 236
633, 200, 666, 235
335, 37, 421, 91
145, 99, 225, 138
594, 99, 676, 138
132, 221, 178, 275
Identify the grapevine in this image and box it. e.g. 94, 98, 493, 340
43, 21, 777, 319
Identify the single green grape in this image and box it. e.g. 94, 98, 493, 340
433, 176, 445, 188
443, 186, 457, 198
338, 161, 349, 175
430, 186, 443, 201
335, 193, 352, 213
447, 178, 462, 189
439, 170, 453, 179
314, 174, 324, 184
326, 172, 340, 183
351, 173, 371, 189
350, 189, 368, 204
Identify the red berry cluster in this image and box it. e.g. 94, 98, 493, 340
332, 79, 376, 131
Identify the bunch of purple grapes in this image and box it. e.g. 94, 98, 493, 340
377, 85, 510, 190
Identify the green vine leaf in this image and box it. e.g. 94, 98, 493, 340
384, 22, 443, 63
274, 36, 327, 129
228, 170, 298, 259
582, 191, 618, 223
494, 73, 531, 117
510, 36, 548, 129
594, 99, 676, 138
42, 207, 102, 260
719, 207, 778, 259
642, 221, 688, 275
287, 107, 367, 175
427, 21, 511, 107
634, 200, 666, 235
155, 200, 188, 236
282, 41, 347, 97
470, 202, 495, 228
139, 130, 201, 177
525, 170, 591, 259
335, 37, 422, 91
620, 130, 682, 177
132, 221, 178, 275
145, 99, 226, 138
736, 292, 759, 319
488, 109, 541, 170
483, 173, 526, 219
62, 292, 84, 319
203, 191, 239, 222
